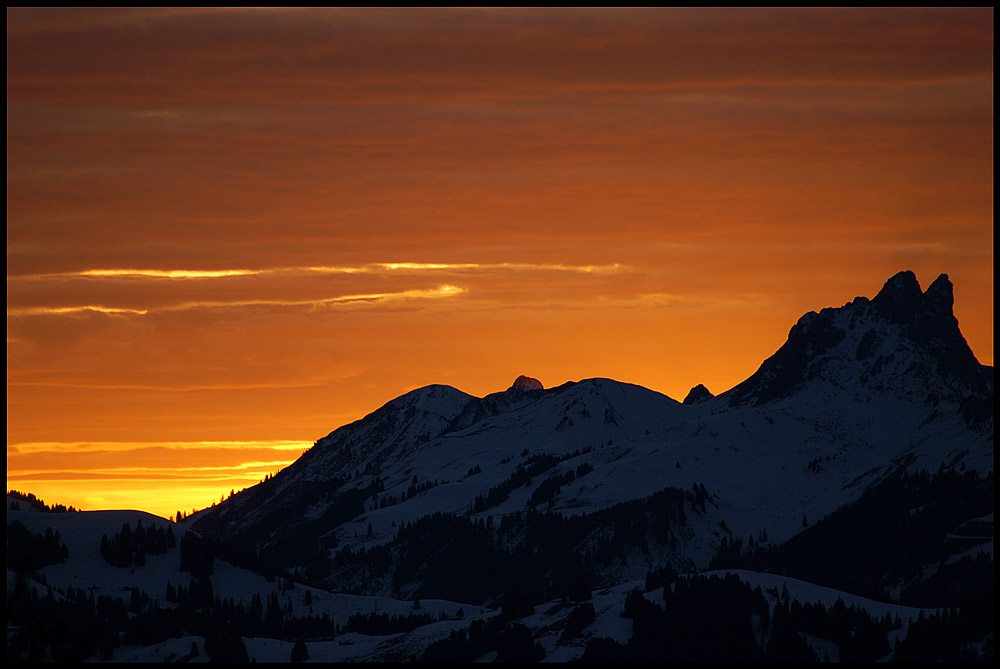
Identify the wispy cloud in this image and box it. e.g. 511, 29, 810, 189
6, 262, 626, 318
7, 465, 297, 481
161, 284, 465, 311
5, 305, 150, 316
6, 284, 465, 317
79, 268, 261, 279
9, 440, 314, 454
17, 262, 625, 281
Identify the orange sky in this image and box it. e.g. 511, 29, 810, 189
7, 7, 993, 519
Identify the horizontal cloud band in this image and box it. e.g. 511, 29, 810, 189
7, 284, 465, 317
20, 262, 624, 281
9, 440, 314, 454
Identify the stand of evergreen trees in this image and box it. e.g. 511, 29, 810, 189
7, 566, 338, 662
341, 610, 438, 636
100, 520, 176, 568
7, 489, 78, 512
418, 616, 545, 663
471, 449, 594, 514
327, 483, 710, 606
708, 467, 994, 607
579, 573, 905, 663
7, 521, 69, 574
7, 582, 122, 662
528, 462, 594, 508
892, 607, 995, 662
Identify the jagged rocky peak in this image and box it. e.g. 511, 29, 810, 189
683, 384, 714, 405
871, 270, 923, 322
921, 273, 957, 326
869, 272, 981, 378
507, 375, 544, 392
723, 270, 988, 410
872, 270, 956, 325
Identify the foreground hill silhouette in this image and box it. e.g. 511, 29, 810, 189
8, 271, 993, 662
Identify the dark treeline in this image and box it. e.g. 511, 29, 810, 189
892, 606, 996, 662
373, 475, 441, 511
560, 602, 597, 642
8, 520, 342, 662
5, 577, 337, 662
7, 521, 69, 574
472, 453, 562, 513
528, 462, 595, 508
7, 489, 77, 513
418, 615, 546, 663
100, 520, 176, 568
178, 524, 301, 587
341, 610, 438, 636
898, 551, 993, 614
7, 547, 339, 663
472, 448, 593, 514
708, 468, 994, 606
7, 581, 125, 662
580, 572, 903, 663
329, 483, 711, 606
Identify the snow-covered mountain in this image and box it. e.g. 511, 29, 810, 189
190, 271, 991, 576
8, 270, 993, 662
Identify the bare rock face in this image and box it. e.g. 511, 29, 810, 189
871, 270, 924, 325
508, 375, 544, 392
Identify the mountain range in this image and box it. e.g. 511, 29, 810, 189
7, 270, 993, 662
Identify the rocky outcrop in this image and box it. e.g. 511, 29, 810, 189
508, 375, 544, 392
682, 384, 714, 405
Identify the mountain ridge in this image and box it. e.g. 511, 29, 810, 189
188, 270, 991, 588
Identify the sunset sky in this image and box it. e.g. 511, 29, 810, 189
7, 7, 993, 519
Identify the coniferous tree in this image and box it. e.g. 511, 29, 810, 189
291, 639, 309, 662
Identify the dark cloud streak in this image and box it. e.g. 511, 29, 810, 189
8, 8, 992, 108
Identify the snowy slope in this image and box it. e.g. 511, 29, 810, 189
8, 503, 191, 601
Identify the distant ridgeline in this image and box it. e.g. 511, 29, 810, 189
8, 489, 78, 513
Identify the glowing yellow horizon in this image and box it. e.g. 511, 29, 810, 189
7, 439, 313, 519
